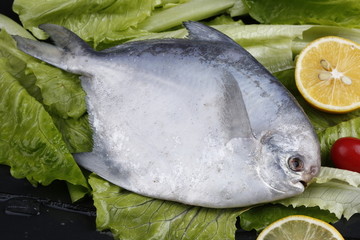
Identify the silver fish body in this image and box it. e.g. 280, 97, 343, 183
14, 22, 321, 208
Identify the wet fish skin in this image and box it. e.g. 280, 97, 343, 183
13, 22, 321, 208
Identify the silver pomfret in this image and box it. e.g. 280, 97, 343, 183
14, 22, 321, 208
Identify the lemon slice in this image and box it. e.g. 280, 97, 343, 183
295, 36, 360, 113
256, 215, 344, 240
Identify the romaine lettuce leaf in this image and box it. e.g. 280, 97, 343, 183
4, 1, 360, 237
0, 29, 41, 102
239, 168, 360, 232
138, 0, 239, 32
0, 26, 87, 120
0, 25, 91, 192
292, 25, 360, 54
0, 14, 35, 39
277, 167, 360, 220
0, 20, 92, 150
89, 166, 360, 238
52, 114, 93, 153
243, 0, 360, 28
239, 204, 338, 232
26, 61, 87, 119
13, 0, 158, 47
89, 174, 246, 240
66, 181, 91, 203
317, 118, 360, 165
0, 28, 42, 100
0, 58, 88, 188
12, 0, 246, 50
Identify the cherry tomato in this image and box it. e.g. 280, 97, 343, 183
330, 137, 360, 173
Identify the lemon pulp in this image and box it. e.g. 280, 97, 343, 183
295, 36, 360, 113
256, 215, 344, 240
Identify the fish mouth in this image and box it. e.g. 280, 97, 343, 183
299, 180, 307, 188
298, 166, 320, 189
290, 179, 307, 192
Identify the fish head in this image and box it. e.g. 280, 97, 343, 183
258, 129, 321, 198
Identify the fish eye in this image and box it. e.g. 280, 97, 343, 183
288, 156, 304, 172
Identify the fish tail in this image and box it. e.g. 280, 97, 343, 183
13, 24, 93, 72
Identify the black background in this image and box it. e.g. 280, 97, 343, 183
1, 1, 360, 240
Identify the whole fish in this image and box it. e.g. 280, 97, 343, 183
14, 22, 321, 208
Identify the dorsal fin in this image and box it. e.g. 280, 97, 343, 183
183, 21, 238, 45
38, 24, 92, 55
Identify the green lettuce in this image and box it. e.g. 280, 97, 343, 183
89, 167, 360, 239
137, 0, 243, 32
277, 167, 360, 220
26, 61, 87, 119
52, 115, 93, 153
3, 1, 360, 239
239, 204, 338, 232
0, 14, 35, 39
13, 0, 157, 46
2, 17, 93, 155
237, 167, 360, 234
0, 18, 92, 152
0, 58, 87, 188
0, 20, 91, 192
89, 174, 246, 240
244, 0, 360, 28
12, 0, 243, 49
240, 167, 360, 232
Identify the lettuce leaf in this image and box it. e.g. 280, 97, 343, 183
292, 25, 360, 54
277, 167, 360, 220
52, 114, 93, 153
0, 24, 91, 192
26, 61, 87, 119
239, 168, 360, 231
12, 0, 243, 49
0, 58, 88, 188
317, 118, 360, 165
244, 0, 360, 28
138, 0, 240, 32
5, 1, 360, 237
0, 24, 87, 120
0, 19, 92, 150
89, 174, 246, 240
89, 166, 360, 238
239, 204, 338, 232
0, 19, 92, 155
0, 27, 42, 99
13, 0, 158, 47
0, 14, 35, 39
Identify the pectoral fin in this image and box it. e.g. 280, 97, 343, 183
222, 71, 254, 140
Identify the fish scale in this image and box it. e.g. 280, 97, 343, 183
13, 21, 321, 208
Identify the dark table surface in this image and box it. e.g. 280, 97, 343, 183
1, 1, 360, 240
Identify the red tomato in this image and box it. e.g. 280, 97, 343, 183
330, 137, 360, 173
